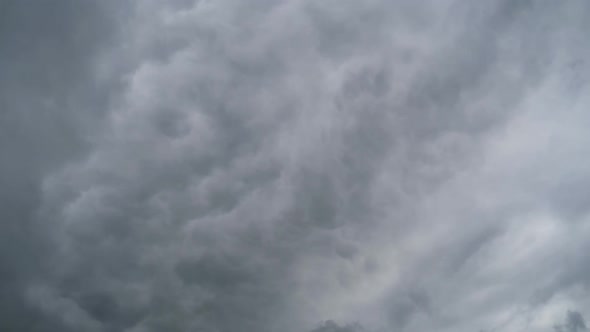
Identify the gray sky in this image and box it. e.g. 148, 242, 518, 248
2, 1, 590, 331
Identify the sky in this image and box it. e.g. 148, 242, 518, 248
1, 1, 590, 331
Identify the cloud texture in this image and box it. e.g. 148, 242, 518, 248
2, 1, 590, 331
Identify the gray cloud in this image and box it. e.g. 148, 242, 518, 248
0, 1, 124, 330
553, 311, 587, 332
2, 1, 590, 332
309, 320, 363, 332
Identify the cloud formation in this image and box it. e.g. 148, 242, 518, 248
2, 1, 590, 331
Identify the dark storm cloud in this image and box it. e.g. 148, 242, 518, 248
0, 1, 125, 331
3, 1, 590, 332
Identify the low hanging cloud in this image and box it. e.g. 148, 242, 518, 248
2, 1, 590, 332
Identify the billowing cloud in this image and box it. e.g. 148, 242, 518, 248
2, 1, 590, 331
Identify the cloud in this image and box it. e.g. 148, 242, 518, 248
309, 320, 363, 332
554, 311, 587, 332
0, 1, 123, 330
2, 1, 590, 332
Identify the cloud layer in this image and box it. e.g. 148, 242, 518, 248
2, 1, 590, 331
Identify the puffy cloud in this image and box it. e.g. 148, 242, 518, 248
2, 1, 590, 331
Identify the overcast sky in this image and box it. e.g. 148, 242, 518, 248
2, 1, 590, 331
